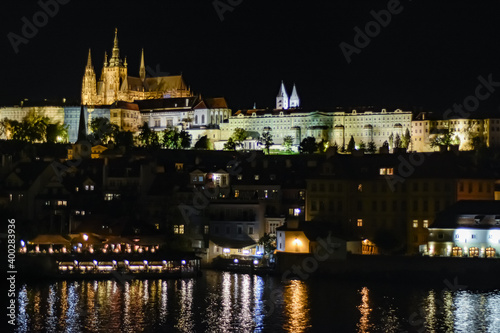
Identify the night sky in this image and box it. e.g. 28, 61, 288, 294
1, 0, 500, 114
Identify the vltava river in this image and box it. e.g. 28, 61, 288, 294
14, 270, 500, 332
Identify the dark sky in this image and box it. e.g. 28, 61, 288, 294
1, 0, 500, 114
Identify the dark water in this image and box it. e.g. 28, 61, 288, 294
12, 270, 500, 332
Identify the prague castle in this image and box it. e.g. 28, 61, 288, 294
81, 29, 192, 106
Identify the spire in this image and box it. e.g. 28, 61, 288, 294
86, 49, 93, 68
77, 105, 87, 142
290, 83, 300, 108
103, 51, 108, 67
110, 28, 121, 67
139, 48, 146, 81
276, 80, 289, 110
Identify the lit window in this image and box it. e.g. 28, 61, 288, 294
237, 175, 243, 180
90, 185, 94, 191
75, 211, 80, 215
235, 190, 239, 198
357, 219, 363, 227
255, 175, 260, 181
174, 225, 179, 234
204, 225, 209, 234
155, 223, 160, 230
387, 168, 393, 175
423, 220, 429, 228
75, 187, 79, 192
294, 208, 301, 216
198, 176, 203, 182
264, 190, 268, 198
413, 220, 418, 228
85, 185, 89, 190
179, 225, 184, 234
45, 201, 50, 206
379, 168, 386, 175
81, 211, 85, 216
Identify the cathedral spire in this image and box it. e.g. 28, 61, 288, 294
110, 28, 121, 67
290, 83, 300, 108
139, 48, 146, 81
86, 49, 93, 68
276, 80, 289, 110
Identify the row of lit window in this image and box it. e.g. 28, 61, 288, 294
213, 225, 254, 235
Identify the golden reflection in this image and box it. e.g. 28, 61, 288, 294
175, 279, 195, 332
283, 280, 311, 333
357, 287, 373, 333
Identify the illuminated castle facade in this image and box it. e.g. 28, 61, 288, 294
81, 29, 192, 106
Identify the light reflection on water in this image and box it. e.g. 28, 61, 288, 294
15, 272, 500, 332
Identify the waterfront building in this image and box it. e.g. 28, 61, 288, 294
427, 201, 500, 257
305, 152, 497, 254
81, 29, 192, 106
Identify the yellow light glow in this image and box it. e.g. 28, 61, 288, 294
83, 234, 89, 241
293, 238, 302, 246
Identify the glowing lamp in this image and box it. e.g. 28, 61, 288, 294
112, 260, 117, 265
253, 260, 259, 265
20, 240, 25, 247
293, 238, 302, 246
93, 260, 98, 266
143, 260, 148, 265
181, 260, 186, 265
124, 260, 129, 265
243, 250, 250, 255
83, 234, 89, 241
223, 248, 230, 254
233, 259, 239, 264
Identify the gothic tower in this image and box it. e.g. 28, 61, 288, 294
276, 81, 289, 110
139, 48, 146, 81
98, 28, 128, 105
81, 49, 97, 105
289, 83, 300, 108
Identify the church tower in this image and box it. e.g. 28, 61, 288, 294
289, 83, 300, 108
98, 28, 128, 105
81, 49, 97, 105
276, 81, 289, 110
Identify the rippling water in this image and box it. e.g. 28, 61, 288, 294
15, 270, 500, 332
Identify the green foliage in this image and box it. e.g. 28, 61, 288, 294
259, 131, 274, 154
113, 130, 134, 148
90, 117, 115, 144
223, 137, 237, 151
430, 129, 455, 148
283, 135, 294, 152
298, 136, 318, 154
138, 122, 160, 148
388, 133, 394, 148
46, 122, 69, 143
318, 139, 329, 153
9, 111, 49, 142
194, 135, 211, 150
258, 233, 276, 255
394, 133, 401, 148
161, 128, 192, 149
367, 141, 377, 154
359, 140, 366, 151
401, 128, 411, 149
347, 136, 355, 153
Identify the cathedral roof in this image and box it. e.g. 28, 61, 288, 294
204, 97, 228, 109
111, 101, 139, 110
135, 96, 199, 110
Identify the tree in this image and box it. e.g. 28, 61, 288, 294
359, 140, 366, 151
259, 131, 273, 154
90, 117, 114, 144
388, 133, 394, 149
138, 122, 160, 148
367, 141, 377, 154
347, 136, 356, 153
430, 129, 454, 149
283, 135, 294, 153
113, 130, 134, 148
401, 128, 411, 149
46, 122, 69, 143
230, 128, 247, 148
318, 139, 329, 153
8, 111, 49, 143
258, 233, 276, 256
194, 135, 211, 150
298, 136, 318, 154
394, 134, 401, 149
179, 130, 192, 149
223, 137, 237, 151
